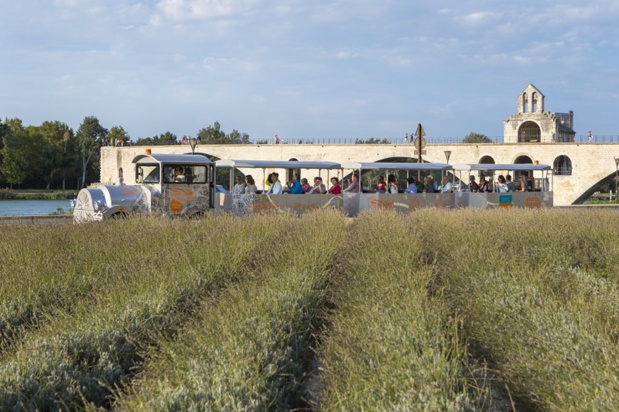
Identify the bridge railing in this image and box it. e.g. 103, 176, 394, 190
250, 136, 505, 145
574, 135, 619, 143
249, 135, 619, 145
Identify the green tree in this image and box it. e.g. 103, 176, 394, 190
463, 132, 493, 143
33, 121, 74, 190
0, 119, 30, 189
197, 121, 250, 144
108, 126, 130, 146
135, 132, 178, 146
76, 116, 107, 188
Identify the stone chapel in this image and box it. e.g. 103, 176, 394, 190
503, 84, 576, 143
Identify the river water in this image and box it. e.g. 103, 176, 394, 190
0, 200, 73, 216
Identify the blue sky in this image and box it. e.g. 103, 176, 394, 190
1, 0, 618, 141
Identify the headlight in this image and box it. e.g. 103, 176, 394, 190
94, 200, 106, 212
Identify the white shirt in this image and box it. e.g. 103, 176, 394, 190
232, 183, 245, 195
441, 182, 453, 193
270, 181, 283, 194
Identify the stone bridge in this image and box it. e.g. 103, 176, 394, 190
101, 142, 619, 206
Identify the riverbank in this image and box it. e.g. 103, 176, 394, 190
0, 189, 76, 200
0, 215, 73, 225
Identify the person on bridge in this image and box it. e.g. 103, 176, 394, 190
405, 177, 418, 193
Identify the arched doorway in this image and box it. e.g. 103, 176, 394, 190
479, 156, 495, 164
518, 121, 541, 142
553, 155, 572, 175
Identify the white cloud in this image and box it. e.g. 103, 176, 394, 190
456, 10, 503, 26
155, 0, 257, 21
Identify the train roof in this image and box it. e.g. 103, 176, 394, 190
215, 159, 342, 169
452, 163, 551, 171
341, 162, 453, 171
132, 153, 214, 165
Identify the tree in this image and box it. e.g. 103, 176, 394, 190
197, 121, 251, 144
76, 116, 107, 188
34, 121, 74, 190
135, 132, 177, 146
0, 119, 29, 189
463, 132, 493, 143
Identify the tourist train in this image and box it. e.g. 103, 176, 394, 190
72, 151, 553, 223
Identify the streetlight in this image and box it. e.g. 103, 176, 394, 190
444, 150, 452, 164
189, 137, 198, 155
615, 157, 619, 203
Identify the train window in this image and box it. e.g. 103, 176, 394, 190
137, 165, 160, 184
163, 165, 208, 183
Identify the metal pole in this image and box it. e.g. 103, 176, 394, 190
615, 158, 619, 203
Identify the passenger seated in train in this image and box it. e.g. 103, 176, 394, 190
506, 175, 516, 192
423, 176, 437, 193
328, 177, 342, 194
287, 173, 303, 194
478, 175, 489, 193
174, 166, 186, 182
309, 177, 326, 194
496, 175, 508, 192
518, 176, 528, 192
440, 176, 453, 193
404, 177, 418, 193
232, 176, 246, 194
301, 178, 312, 193
376, 175, 387, 193
344, 173, 360, 193
268, 173, 283, 194
245, 175, 258, 194
468, 175, 479, 192
387, 174, 399, 193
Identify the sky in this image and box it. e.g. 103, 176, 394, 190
1, 0, 619, 141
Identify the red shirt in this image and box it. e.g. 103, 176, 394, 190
329, 184, 342, 194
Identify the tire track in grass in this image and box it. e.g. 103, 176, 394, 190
117, 209, 347, 411
317, 211, 487, 411
0, 214, 294, 410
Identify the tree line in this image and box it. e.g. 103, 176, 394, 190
0, 117, 250, 190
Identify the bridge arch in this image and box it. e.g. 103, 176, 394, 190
553, 155, 572, 175
518, 121, 541, 142
514, 155, 533, 164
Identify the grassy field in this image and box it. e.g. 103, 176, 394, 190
0, 208, 618, 410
